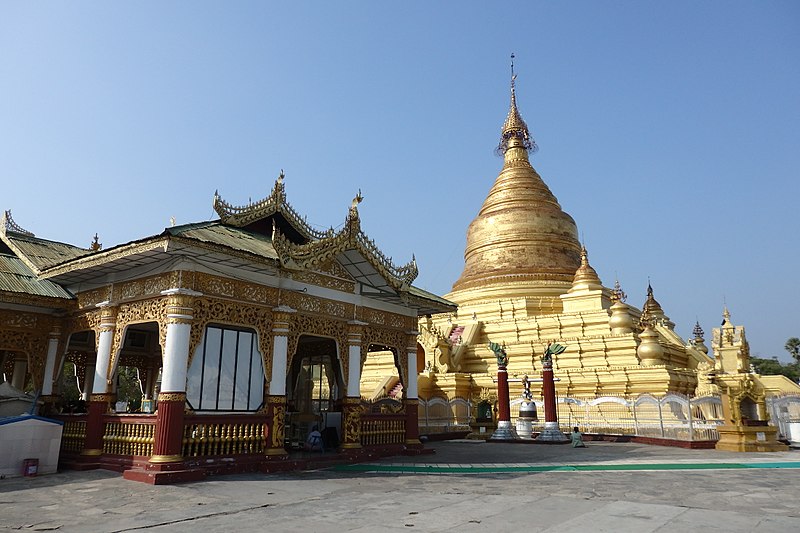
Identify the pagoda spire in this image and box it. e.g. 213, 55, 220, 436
497, 53, 537, 155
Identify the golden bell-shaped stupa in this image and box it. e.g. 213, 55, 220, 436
448, 69, 581, 308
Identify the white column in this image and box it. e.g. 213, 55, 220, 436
347, 321, 367, 397
269, 306, 296, 395
92, 302, 117, 394
41, 328, 61, 395
406, 332, 419, 399
82, 365, 94, 401
11, 356, 27, 390
160, 288, 201, 392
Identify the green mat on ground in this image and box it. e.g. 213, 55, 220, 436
331, 462, 800, 473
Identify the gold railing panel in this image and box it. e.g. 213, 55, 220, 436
61, 419, 87, 454
360, 416, 406, 446
102, 420, 155, 456
182, 420, 267, 457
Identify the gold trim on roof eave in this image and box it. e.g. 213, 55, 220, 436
213, 173, 329, 241
39, 235, 285, 280
271, 203, 418, 293
0, 289, 77, 310
38, 239, 173, 279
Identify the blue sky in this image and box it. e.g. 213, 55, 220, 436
2, 2, 798, 361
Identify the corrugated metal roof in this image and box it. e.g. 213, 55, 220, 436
173, 223, 279, 260
4, 233, 89, 270
0, 254, 74, 299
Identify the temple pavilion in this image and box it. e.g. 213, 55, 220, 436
0, 176, 454, 483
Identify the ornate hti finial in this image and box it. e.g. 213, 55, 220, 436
612, 278, 627, 303
722, 306, 731, 325
90, 233, 102, 251
693, 320, 705, 340
497, 53, 537, 155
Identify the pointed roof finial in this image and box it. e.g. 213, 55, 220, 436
497, 54, 537, 156
722, 306, 731, 325
612, 278, 627, 303
90, 233, 102, 251
693, 320, 705, 340
643, 280, 664, 317
571, 245, 601, 286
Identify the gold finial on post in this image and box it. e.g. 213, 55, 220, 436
90, 233, 102, 251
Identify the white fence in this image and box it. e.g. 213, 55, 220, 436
417, 393, 733, 441
766, 394, 800, 444
509, 393, 725, 441
418, 397, 472, 434
419, 393, 800, 442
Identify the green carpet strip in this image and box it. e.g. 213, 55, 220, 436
332, 462, 800, 474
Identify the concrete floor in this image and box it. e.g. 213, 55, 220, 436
1, 441, 799, 532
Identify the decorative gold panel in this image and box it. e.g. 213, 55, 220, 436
109, 298, 169, 381
289, 270, 355, 293
193, 272, 279, 306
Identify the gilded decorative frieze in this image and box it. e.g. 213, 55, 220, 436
63, 309, 102, 339
115, 272, 176, 301
0, 291, 74, 310
316, 260, 354, 281
193, 272, 279, 305
362, 326, 408, 388
158, 392, 187, 402
281, 291, 354, 320
0, 309, 41, 330
0, 328, 48, 389
188, 297, 274, 382
289, 270, 355, 293
76, 287, 110, 310
90, 393, 116, 403
108, 298, 169, 381
358, 307, 413, 330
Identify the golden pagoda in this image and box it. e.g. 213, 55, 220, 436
359, 65, 800, 432
406, 67, 710, 403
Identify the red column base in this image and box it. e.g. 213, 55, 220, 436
123, 467, 205, 485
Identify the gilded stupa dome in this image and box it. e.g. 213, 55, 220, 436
449, 66, 581, 303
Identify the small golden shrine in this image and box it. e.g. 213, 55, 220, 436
707, 309, 787, 452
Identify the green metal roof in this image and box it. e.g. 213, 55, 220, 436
0, 254, 74, 299
168, 222, 279, 261
2, 233, 89, 272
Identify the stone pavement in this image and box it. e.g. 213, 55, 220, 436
1, 441, 799, 532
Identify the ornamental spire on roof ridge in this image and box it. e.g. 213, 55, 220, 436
1, 210, 34, 237
497, 53, 537, 155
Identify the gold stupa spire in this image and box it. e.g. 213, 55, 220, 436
498, 54, 537, 155
449, 58, 582, 305
572, 246, 601, 285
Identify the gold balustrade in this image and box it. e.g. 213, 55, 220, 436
102, 419, 155, 456
182, 420, 267, 457
360, 416, 406, 446
60, 419, 87, 454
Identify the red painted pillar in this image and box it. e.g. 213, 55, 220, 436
148, 392, 186, 469
497, 364, 511, 423
490, 360, 518, 440
535, 354, 568, 442
404, 398, 420, 445
81, 394, 112, 459
542, 358, 557, 424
